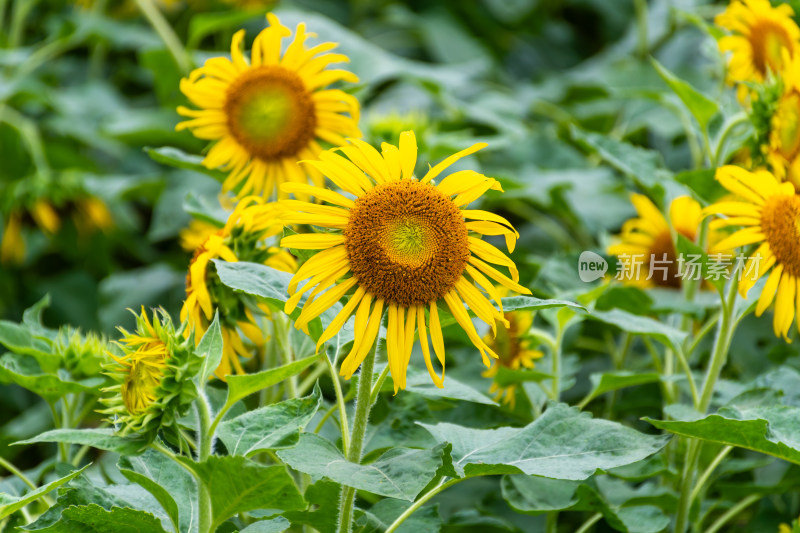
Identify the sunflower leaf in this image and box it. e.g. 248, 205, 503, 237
13, 428, 148, 455
420, 402, 669, 480
194, 311, 223, 386
0, 464, 89, 520
223, 353, 322, 410
587, 309, 687, 352
650, 57, 718, 130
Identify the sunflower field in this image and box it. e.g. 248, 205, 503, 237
5, 0, 800, 531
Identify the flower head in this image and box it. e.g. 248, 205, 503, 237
181, 197, 297, 378
705, 166, 800, 340
100, 308, 202, 437
176, 13, 361, 199
280, 131, 530, 391
716, 0, 800, 100
765, 52, 800, 189
608, 195, 710, 288
481, 303, 543, 407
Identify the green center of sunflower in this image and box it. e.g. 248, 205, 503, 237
224, 66, 317, 161
776, 92, 800, 161
750, 20, 792, 76
344, 180, 469, 307
761, 194, 800, 277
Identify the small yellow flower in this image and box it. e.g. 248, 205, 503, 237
181, 197, 297, 379
74, 196, 114, 235
30, 199, 61, 235
482, 305, 543, 407
704, 166, 800, 340
716, 0, 800, 101
280, 131, 530, 390
179, 219, 221, 252
765, 53, 800, 189
176, 13, 361, 199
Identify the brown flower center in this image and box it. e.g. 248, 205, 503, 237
761, 194, 800, 277
224, 66, 316, 161
648, 231, 682, 289
344, 180, 469, 306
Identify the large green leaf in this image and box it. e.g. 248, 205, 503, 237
239, 517, 291, 533
33, 504, 169, 533
588, 309, 687, 352
277, 433, 453, 501
0, 465, 89, 520
650, 58, 718, 130
283, 480, 340, 533
501, 296, 586, 313
420, 403, 669, 479
0, 353, 104, 401
223, 353, 322, 411
14, 428, 147, 455
217, 384, 322, 456
118, 449, 197, 533
189, 456, 305, 530
393, 365, 496, 405
645, 403, 800, 465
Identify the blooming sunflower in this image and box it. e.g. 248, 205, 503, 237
766, 53, 800, 189
176, 13, 361, 199
280, 131, 530, 390
704, 166, 800, 340
608, 195, 708, 288
481, 301, 543, 407
100, 308, 201, 437
715, 0, 800, 100
181, 197, 297, 378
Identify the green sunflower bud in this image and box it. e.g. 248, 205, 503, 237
99, 308, 203, 439
55, 326, 107, 379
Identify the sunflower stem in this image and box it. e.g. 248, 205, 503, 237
674, 274, 739, 533
337, 339, 379, 533
132, 0, 192, 75
326, 356, 350, 456
384, 478, 462, 533
549, 326, 565, 401
196, 393, 214, 533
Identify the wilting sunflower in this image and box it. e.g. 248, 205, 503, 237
100, 308, 201, 437
280, 131, 530, 390
705, 166, 800, 340
176, 13, 361, 199
716, 0, 800, 100
181, 197, 297, 378
766, 53, 800, 189
481, 299, 543, 407
608, 195, 709, 288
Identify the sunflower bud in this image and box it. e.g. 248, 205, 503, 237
99, 308, 203, 438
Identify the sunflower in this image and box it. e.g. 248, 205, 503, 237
0, 212, 25, 265
179, 219, 221, 252
176, 13, 361, 199
715, 0, 800, 100
481, 301, 543, 407
101, 308, 202, 437
181, 197, 297, 378
608, 195, 710, 288
766, 53, 800, 189
279, 131, 530, 390
704, 166, 800, 340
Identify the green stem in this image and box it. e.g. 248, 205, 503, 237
132, 0, 192, 74
689, 445, 732, 505
0, 455, 54, 508
297, 361, 327, 397
674, 276, 739, 533
47, 401, 68, 462
545, 511, 559, 533
196, 394, 214, 533
337, 339, 379, 533
550, 327, 565, 401
326, 356, 350, 456
369, 364, 390, 406
384, 478, 463, 533
704, 494, 760, 533
712, 112, 749, 167
575, 512, 603, 533
0, 0, 9, 45
8, 0, 36, 48
275, 314, 297, 399
634, 0, 648, 59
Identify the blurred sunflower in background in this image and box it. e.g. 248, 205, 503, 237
176, 13, 361, 199
765, 53, 800, 189
280, 131, 530, 390
181, 197, 296, 378
705, 166, 800, 341
715, 0, 800, 102
481, 295, 543, 407
608, 195, 712, 288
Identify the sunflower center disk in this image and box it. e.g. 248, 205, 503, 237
344, 180, 470, 307
648, 231, 682, 288
750, 21, 792, 76
224, 66, 317, 161
762, 195, 800, 277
